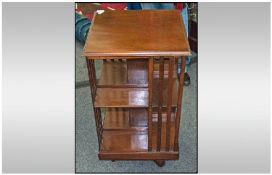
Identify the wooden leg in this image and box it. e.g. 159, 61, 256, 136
154, 160, 165, 167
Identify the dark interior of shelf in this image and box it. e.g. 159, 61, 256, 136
97, 59, 177, 87
97, 59, 148, 88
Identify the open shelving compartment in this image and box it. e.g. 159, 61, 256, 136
85, 57, 186, 167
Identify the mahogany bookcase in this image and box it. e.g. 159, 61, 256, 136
83, 10, 190, 167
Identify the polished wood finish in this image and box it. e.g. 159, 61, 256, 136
157, 58, 164, 152
98, 61, 128, 87
98, 59, 176, 87
152, 113, 176, 151
95, 78, 179, 108
100, 112, 176, 153
148, 58, 154, 151
153, 59, 177, 78
86, 59, 102, 149
166, 58, 174, 151
102, 108, 175, 130
98, 59, 148, 88
152, 78, 179, 107
99, 151, 178, 160
84, 10, 189, 167
127, 59, 148, 85
84, 10, 190, 57
101, 130, 147, 152
95, 88, 148, 107
103, 108, 147, 131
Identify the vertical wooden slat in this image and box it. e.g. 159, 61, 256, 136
89, 60, 103, 143
174, 56, 186, 151
166, 58, 174, 151
148, 58, 154, 151
126, 59, 130, 127
157, 57, 164, 152
86, 58, 102, 150
86, 59, 96, 100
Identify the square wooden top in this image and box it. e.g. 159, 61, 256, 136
83, 10, 190, 58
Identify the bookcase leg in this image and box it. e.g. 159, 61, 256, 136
154, 160, 165, 167
86, 58, 102, 150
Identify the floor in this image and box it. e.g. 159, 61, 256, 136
75, 40, 197, 173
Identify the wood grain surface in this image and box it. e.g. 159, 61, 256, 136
84, 10, 190, 57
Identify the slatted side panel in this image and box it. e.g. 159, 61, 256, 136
174, 56, 186, 151
151, 56, 185, 153
103, 59, 126, 62
86, 58, 103, 150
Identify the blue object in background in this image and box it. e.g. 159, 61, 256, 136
75, 12, 91, 43
141, 3, 174, 9
181, 5, 189, 36
127, 3, 142, 10
180, 5, 190, 73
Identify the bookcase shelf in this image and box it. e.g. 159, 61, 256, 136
95, 88, 148, 108
97, 60, 148, 88
100, 112, 176, 153
83, 10, 189, 167
95, 78, 179, 108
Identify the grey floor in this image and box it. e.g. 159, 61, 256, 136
75, 40, 197, 173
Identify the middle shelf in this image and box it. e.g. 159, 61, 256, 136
95, 78, 179, 108
95, 88, 148, 107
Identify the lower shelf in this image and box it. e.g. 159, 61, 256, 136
99, 108, 177, 160
99, 129, 178, 160
100, 130, 148, 152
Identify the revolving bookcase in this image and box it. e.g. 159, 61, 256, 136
83, 10, 190, 167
